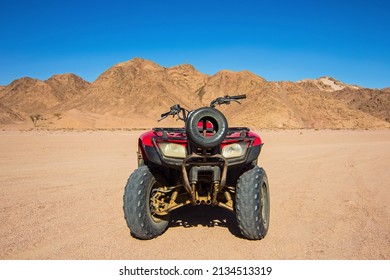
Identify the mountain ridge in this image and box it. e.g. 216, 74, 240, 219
0, 58, 389, 129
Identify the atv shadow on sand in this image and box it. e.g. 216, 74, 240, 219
168, 204, 242, 238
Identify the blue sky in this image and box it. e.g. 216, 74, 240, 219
1, 0, 389, 88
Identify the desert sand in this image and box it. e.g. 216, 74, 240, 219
0, 129, 389, 259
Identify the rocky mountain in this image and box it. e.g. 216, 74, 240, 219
297, 76, 361, 92
0, 74, 89, 116
70, 58, 206, 114
0, 58, 389, 129
382, 87, 390, 93
330, 88, 390, 123
46, 74, 90, 101
0, 102, 24, 124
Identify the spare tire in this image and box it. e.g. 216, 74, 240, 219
185, 107, 228, 149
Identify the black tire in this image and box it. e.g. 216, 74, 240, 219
123, 165, 169, 240
236, 166, 270, 240
185, 107, 228, 149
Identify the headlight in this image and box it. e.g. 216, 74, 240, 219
222, 142, 248, 158
159, 142, 187, 158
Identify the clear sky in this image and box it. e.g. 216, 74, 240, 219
1, 0, 389, 88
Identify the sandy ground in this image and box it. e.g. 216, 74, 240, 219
0, 129, 389, 260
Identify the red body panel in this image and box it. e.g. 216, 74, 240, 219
139, 131, 159, 147
139, 128, 262, 147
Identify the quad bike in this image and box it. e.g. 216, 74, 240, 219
123, 94, 270, 240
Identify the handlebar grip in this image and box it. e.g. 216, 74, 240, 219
231, 94, 246, 99
161, 112, 170, 118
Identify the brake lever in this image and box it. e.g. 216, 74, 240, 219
211, 97, 228, 107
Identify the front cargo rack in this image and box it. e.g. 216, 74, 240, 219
152, 127, 251, 141
152, 127, 186, 140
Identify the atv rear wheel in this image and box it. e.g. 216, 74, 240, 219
236, 166, 270, 240
123, 166, 169, 240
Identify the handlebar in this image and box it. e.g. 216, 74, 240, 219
210, 94, 246, 107
158, 94, 247, 122
232, 94, 246, 100
158, 104, 188, 122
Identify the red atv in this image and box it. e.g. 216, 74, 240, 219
123, 95, 270, 240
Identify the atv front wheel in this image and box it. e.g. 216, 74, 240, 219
123, 166, 169, 240
236, 166, 270, 240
